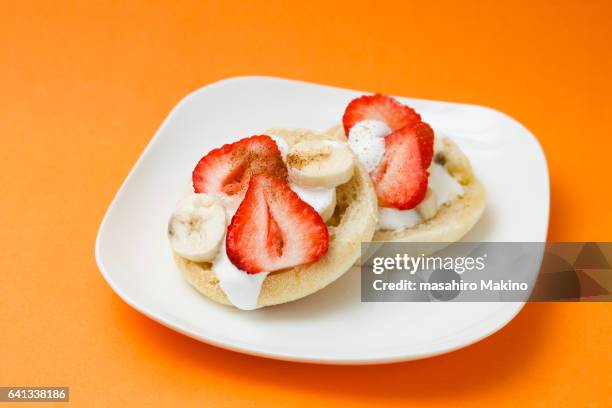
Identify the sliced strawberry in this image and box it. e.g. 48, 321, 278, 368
342, 94, 434, 169
226, 174, 329, 274
342, 94, 421, 136
414, 121, 434, 169
370, 127, 429, 210
192, 135, 287, 198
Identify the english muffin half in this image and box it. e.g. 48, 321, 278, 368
174, 127, 378, 308
325, 123, 485, 244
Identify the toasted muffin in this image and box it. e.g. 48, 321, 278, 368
174, 127, 378, 307
326, 123, 485, 244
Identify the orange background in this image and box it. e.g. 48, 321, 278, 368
1, 1, 611, 406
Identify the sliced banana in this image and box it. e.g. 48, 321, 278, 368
286, 140, 354, 188
168, 193, 226, 262
416, 188, 438, 221
290, 183, 336, 222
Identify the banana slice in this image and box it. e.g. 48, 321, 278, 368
286, 140, 354, 188
416, 188, 438, 221
168, 193, 226, 262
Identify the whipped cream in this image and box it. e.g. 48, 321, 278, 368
212, 240, 268, 310
347, 120, 391, 172
378, 208, 422, 230
214, 193, 241, 224
428, 163, 463, 205
290, 183, 335, 221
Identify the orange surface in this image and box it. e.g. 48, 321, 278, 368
1, 1, 611, 406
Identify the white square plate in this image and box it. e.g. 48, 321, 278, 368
95, 76, 549, 364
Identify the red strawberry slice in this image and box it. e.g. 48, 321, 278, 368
226, 174, 329, 274
414, 121, 434, 169
342, 94, 434, 169
342, 93, 421, 136
370, 126, 429, 210
192, 135, 287, 197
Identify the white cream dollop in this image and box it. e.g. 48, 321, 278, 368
213, 193, 241, 224
290, 183, 336, 221
378, 208, 422, 230
347, 120, 391, 172
212, 240, 269, 310
428, 163, 463, 205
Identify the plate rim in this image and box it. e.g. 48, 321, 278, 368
95, 75, 550, 365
